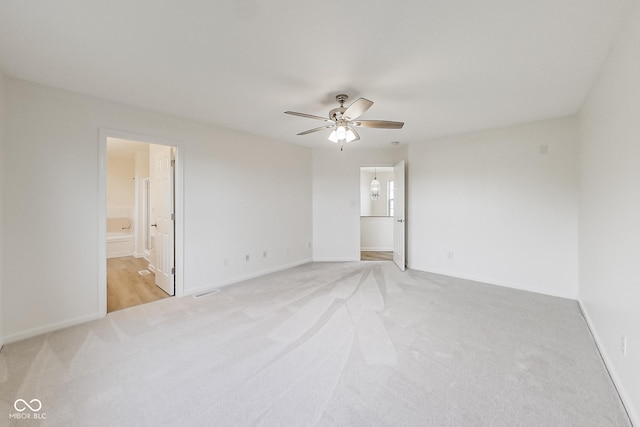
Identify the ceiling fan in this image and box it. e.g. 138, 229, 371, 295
285, 94, 404, 150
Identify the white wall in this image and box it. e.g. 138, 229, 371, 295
312, 147, 406, 261
360, 217, 393, 251
408, 117, 579, 299
360, 170, 394, 217
107, 152, 135, 218
0, 72, 5, 345
1, 77, 312, 343
360, 170, 373, 216
578, 2, 640, 423
134, 149, 150, 256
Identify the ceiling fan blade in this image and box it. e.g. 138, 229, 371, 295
351, 120, 404, 129
343, 98, 373, 120
285, 111, 333, 122
297, 124, 335, 136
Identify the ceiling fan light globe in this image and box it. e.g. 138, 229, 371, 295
336, 126, 347, 141
345, 128, 356, 142
328, 130, 339, 143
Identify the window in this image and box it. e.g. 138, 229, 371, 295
388, 180, 394, 217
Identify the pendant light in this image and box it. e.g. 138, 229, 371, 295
371, 168, 381, 201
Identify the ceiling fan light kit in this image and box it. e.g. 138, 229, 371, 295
285, 94, 404, 151
328, 126, 356, 144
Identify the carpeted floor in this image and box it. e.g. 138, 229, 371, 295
0, 262, 631, 426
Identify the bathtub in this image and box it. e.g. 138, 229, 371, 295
106, 232, 134, 258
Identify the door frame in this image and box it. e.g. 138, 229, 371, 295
98, 128, 185, 318
392, 160, 406, 271
358, 163, 403, 263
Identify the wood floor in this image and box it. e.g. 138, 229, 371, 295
107, 256, 170, 313
360, 251, 393, 261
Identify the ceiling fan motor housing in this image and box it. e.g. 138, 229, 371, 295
330, 94, 349, 120
329, 107, 346, 121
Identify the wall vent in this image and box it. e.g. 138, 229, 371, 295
193, 289, 220, 299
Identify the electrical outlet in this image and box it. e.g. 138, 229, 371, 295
263, 250, 267, 258
448, 252, 454, 259
223, 258, 229, 267
621, 335, 627, 357
245, 254, 250, 262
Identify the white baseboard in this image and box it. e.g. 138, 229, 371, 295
407, 264, 577, 300
107, 251, 133, 259
578, 301, 638, 426
1, 313, 100, 345
186, 258, 313, 296
2, 260, 313, 345
312, 257, 358, 262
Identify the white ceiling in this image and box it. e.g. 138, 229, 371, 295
0, 0, 634, 149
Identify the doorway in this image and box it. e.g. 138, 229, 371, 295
98, 130, 184, 317
360, 166, 394, 261
359, 161, 406, 270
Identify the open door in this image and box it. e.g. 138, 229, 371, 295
393, 160, 406, 271
150, 144, 176, 296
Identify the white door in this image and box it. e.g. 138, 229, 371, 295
393, 160, 406, 271
150, 144, 175, 296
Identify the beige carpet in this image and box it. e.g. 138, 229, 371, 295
0, 262, 631, 426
